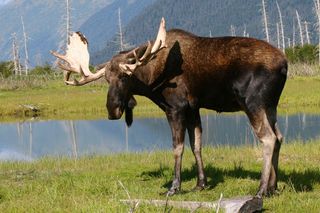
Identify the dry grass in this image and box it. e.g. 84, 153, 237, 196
288, 63, 320, 77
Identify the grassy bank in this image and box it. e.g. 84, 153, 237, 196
0, 76, 161, 122
0, 75, 320, 122
279, 76, 320, 114
0, 141, 320, 212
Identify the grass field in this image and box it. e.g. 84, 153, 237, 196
0, 75, 320, 122
0, 68, 320, 212
0, 141, 319, 212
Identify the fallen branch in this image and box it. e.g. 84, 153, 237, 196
118, 180, 140, 213
120, 196, 262, 213
20, 104, 39, 112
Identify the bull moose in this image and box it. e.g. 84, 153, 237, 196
51, 18, 287, 197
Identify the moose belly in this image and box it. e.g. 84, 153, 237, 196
200, 93, 242, 113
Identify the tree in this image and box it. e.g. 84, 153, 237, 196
0, 61, 14, 78
21, 16, 29, 75
53, 0, 72, 69
11, 32, 22, 75
285, 44, 317, 63
276, 1, 285, 51
304, 21, 311, 44
114, 7, 132, 52
295, 10, 304, 46
261, 0, 270, 42
313, 0, 320, 64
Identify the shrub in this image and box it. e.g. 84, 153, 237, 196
285, 44, 318, 64
29, 64, 55, 75
0, 61, 14, 78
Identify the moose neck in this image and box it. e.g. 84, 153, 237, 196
130, 64, 169, 111
131, 64, 161, 96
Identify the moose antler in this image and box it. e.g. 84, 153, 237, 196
119, 17, 167, 75
50, 32, 106, 86
51, 18, 166, 84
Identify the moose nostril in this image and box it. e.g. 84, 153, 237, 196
115, 108, 121, 117
108, 107, 123, 120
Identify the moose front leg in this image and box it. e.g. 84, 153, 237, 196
166, 110, 187, 196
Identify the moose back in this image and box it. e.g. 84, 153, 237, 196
51, 19, 287, 197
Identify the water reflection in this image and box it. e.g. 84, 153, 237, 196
0, 113, 319, 160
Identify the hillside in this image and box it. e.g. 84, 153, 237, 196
0, 0, 157, 66
79, 0, 156, 54
92, 0, 317, 64
0, 0, 317, 66
0, 0, 114, 65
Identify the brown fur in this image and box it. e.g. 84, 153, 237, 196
105, 29, 288, 196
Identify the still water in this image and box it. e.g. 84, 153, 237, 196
0, 113, 319, 161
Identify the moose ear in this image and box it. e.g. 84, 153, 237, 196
125, 96, 137, 127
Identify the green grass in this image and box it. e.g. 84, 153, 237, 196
0, 77, 161, 122
0, 75, 320, 122
0, 141, 319, 212
0, 72, 319, 212
279, 76, 320, 114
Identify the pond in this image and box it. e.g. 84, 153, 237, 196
0, 113, 319, 161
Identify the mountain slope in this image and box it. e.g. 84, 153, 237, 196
0, 0, 114, 65
92, 0, 317, 64
79, 0, 156, 54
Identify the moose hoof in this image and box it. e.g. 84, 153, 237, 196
193, 182, 206, 191
255, 188, 266, 198
166, 188, 179, 196
192, 178, 207, 192
266, 187, 280, 197
192, 185, 205, 192
256, 187, 279, 198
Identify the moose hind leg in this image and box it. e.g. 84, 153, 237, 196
268, 120, 283, 194
187, 110, 207, 190
247, 110, 277, 197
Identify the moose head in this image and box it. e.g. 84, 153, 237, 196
51, 18, 166, 126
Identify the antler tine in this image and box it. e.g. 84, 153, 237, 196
119, 18, 167, 75
133, 49, 142, 66
57, 61, 76, 73
151, 17, 166, 54
139, 41, 153, 62
51, 32, 106, 86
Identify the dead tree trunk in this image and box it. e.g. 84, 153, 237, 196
121, 196, 263, 213
21, 16, 29, 75
292, 17, 296, 47
295, 10, 304, 46
230, 25, 236, 36
276, 0, 285, 51
262, 0, 270, 42
11, 32, 21, 75
314, 0, 320, 64
118, 8, 124, 51
304, 21, 311, 44
276, 22, 280, 48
